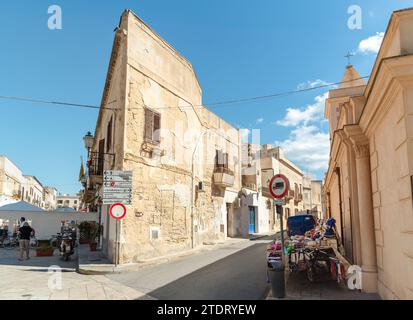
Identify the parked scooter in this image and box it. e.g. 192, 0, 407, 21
59, 228, 76, 261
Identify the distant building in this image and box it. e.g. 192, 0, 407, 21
303, 177, 324, 219
0, 156, 25, 200
0, 156, 60, 210
23, 176, 44, 208
44, 187, 58, 211
56, 194, 80, 211
261, 145, 304, 221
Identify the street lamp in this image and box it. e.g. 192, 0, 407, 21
83, 131, 94, 157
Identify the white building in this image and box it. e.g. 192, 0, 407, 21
44, 187, 58, 211
56, 194, 80, 211
23, 176, 45, 208
0, 156, 25, 200
303, 176, 324, 219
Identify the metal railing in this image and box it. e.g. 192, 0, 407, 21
213, 166, 234, 176
87, 151, 115, 176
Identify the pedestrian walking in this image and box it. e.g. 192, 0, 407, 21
17, 218, 33, 261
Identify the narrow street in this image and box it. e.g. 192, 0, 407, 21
0, 237, 273, 300
107, 237, 274, 300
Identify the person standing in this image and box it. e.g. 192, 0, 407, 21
18, 219, 33, 261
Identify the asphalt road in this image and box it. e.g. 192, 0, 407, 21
107, 238, 273, 300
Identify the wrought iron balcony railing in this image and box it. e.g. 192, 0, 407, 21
87, 151, 115, 177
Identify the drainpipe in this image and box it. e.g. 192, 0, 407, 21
191, 130, 207, 249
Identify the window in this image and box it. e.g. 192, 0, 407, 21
106, 117, 113, 152
215, 150, 229, 168
150, 226, 160, 241
74, 200, 78, 204
144, 108, 161, 144
57, 200, 63, 204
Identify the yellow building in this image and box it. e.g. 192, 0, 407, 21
324, 8, 413, 299
260, 145, 304, 224
84, 10, 243, 264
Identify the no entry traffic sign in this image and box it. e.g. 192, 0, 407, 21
269, 174, 290, 199
109, 202, 127, 220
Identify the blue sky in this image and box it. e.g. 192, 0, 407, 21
1, 0, 412, 194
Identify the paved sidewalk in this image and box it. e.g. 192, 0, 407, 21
267, 271, 380, 300
0, 235, 275, 300
78, 235, 274, 274
0, 248, 145, 300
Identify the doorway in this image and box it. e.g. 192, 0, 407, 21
248, 206, 256, 234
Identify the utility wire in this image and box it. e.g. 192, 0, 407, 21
0, 75, 369, 111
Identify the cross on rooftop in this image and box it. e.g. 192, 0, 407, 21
345, 52, 354, 65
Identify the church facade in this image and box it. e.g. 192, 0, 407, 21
324, 8, 413, 299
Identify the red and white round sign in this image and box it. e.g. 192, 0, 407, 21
109, 203, 127, 220
269, 174, 290, 199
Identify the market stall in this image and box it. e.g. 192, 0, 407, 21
267, 217, 347, 284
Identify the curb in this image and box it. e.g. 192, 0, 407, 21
76, 237, 258, 275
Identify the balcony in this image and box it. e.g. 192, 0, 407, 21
213, 166, 235, 188
87, 151, 115, 185
285, 190, 295, 200
295, 193, 303, 203
83, 187, 97, 204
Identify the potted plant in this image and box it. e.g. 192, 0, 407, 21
35, 240, 54, 257
77, 221, 92, 244
88, 223, 103, 251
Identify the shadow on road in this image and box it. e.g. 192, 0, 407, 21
137, 242, 270, 300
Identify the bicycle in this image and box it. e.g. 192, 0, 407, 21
302, 248, 331, 282
329, 256, 346, 284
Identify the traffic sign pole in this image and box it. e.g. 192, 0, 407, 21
269, 174, 289, 299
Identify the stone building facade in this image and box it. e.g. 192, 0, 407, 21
261, 145, 304, 221
324, 8, 413, 299
86, 10, 242, 264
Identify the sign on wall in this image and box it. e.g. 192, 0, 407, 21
103, 171, 132, 205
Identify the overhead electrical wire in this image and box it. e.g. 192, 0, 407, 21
0, 75, 369, 111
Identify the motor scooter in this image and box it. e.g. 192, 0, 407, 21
59, 230, 75, 261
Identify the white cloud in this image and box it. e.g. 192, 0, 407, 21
256, 117, 264, 124
277, 125, 330, 172
275, 91, 330, 175
297, 79, 331, 90
358, 32, 384, 55
276, 92, 328, 127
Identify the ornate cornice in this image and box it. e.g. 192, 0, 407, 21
343, 124, 370, 159
353, 143, 370, 159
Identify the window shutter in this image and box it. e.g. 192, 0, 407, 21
106, 117, 113, 152
144, 108, 154, 141
153, 113, 161, 143
224, 153, 229, 168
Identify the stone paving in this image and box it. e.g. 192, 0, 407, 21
0, 248, 145, 300
267, 270, 380, 300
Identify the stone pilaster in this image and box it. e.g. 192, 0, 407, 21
343, 124, 378, 293
353, 141, 378, 293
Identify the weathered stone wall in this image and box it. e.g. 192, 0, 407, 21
369, 89, 413, 299
110, 11, 242, 263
